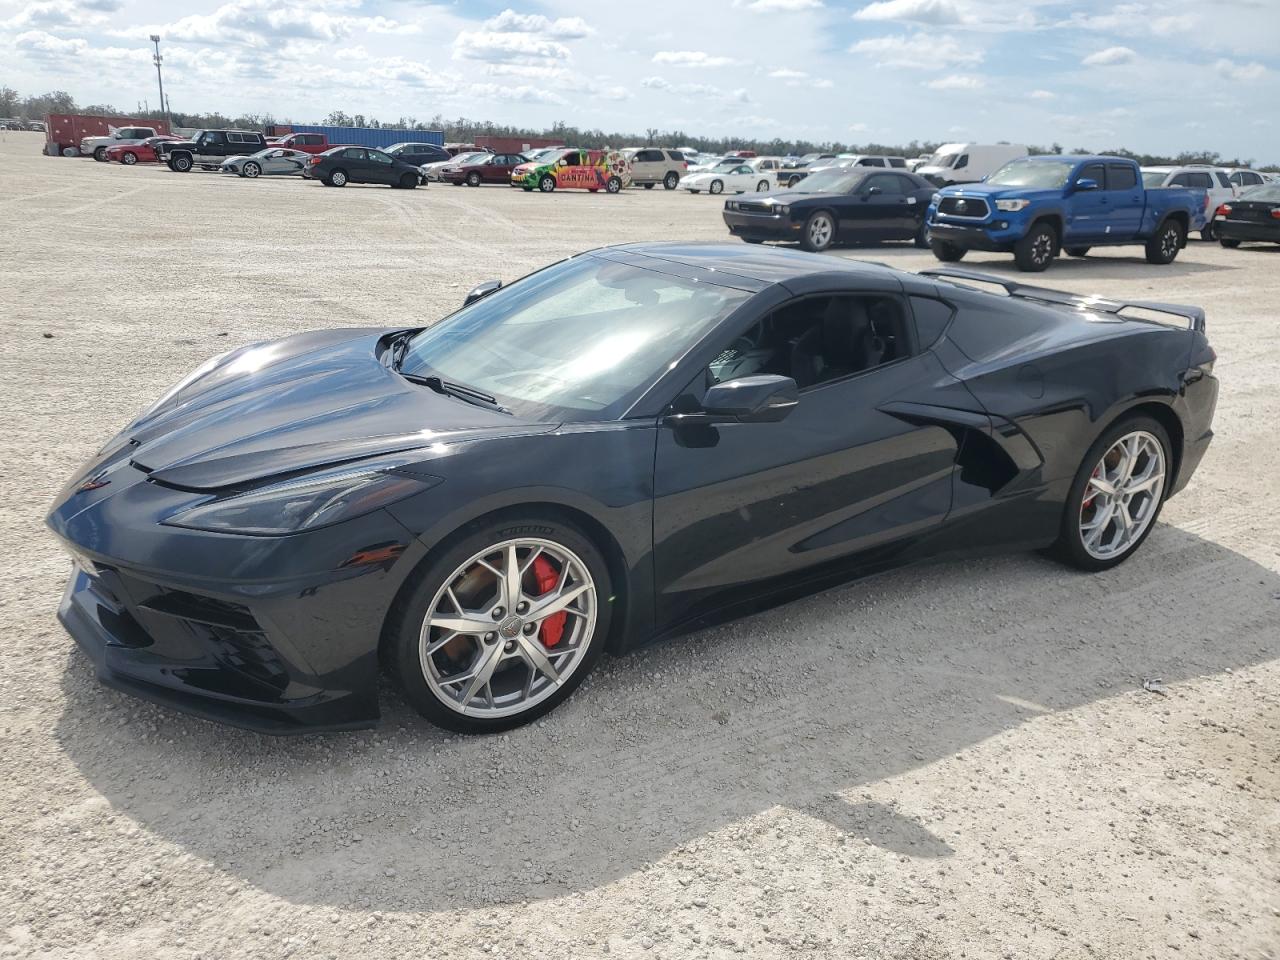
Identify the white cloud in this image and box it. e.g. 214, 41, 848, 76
1028, 89, 1055, 99
736, 0, 821, 10
1081, 46, 1137, 66
465, 82, 566, 105
480, 9, 593, 39
850, 34, 983, 69
14, 28, 88, 56
926, 74, 985, 90
600, 85, 632, 101
1214, 58, 1267, 81
652, 50, 741, 68
853, 0, 963, 25
849, 122, 870, 133
453, 30, 570, 63
132, 0, 410, 49
768, 68, 807, 79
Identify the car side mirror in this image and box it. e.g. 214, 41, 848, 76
1074, 177, 1099, 191
667, 375, 799, 427
463, 279, 502, 306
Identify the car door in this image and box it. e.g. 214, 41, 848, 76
1103, 162, 1144, 237
338, 148, 369, 180
843, 173, 906, 237
1064, 162, 1109, 243
651, 290, 961, 629
365, 149, 396, 184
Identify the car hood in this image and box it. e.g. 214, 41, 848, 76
221, 155, 249, 164
111, 330, 554, 492
936, 183, 1059, 201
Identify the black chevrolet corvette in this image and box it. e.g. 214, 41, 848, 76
47, 244, 1218, 735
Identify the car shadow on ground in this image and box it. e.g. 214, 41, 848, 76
53, 525, 1278, 912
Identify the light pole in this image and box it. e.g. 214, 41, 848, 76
150, 35, 170, 131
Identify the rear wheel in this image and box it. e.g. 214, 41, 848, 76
788, 175, 802, 187
329, 169, 348, 187
1050, 416, 1171, 571
1145, 219, 1183, 264
756, 179, 770, 192
467, 171, 481, 187
243, 161, 261, 178
1014, 222, 1057, 272
1200, 224, 1215, 242
930, 239, 966, 262
539, 174, 556, 193
1064, 246, 1090, 257
387, 517, 612, 733
663, 172, 679, 190
800, 210, 835, 252
643, 182, 655, 190
121, 151, 138, 165
1220, 237, 1241, 249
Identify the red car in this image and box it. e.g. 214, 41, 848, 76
442, 152, 529, 186
106, 135, 182, 165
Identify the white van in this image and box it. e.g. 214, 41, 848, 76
916, 143, 1028, 186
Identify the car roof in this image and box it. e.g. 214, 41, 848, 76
591, 242, 900, 291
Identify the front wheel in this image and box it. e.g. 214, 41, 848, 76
93, 147, 108, 162
121, 152, 138, 166
386, 517, 612, 733
399, 173, 418, 189
539, 174, 556, 193
930, 239, 966, 262
1219, 237, 1241, 249
663, 172, 679, 190
709, 179, 724, 195
467, 172, 481, 187
643, 182, 655, 190
1049, 417, 1171, 571
1014, 222, 1057, 272
169, 154, 192, 173
243, 161, 261, 178
914, 219, 930, 248
1145, 219, 1183, 264
800, 210, 836, 252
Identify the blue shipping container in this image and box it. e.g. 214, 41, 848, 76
278, 124, 444, 148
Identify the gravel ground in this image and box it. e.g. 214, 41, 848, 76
1, 129, 1277, 960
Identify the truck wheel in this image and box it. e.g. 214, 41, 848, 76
788, 175, 802, 187
93, 147, 108, 162
800, 211, 836, 252
1219, 238, 1241, 249
329, 169, 348, 187
170, 154, 192, 172
930, 239, 966, 262
606, 177, 622, 194
664, 172, 679, 190
1064, 246, 1090, 257
1014, 222, 1057, 272
1145, 219, 1183, 264
539, 175, 556, 193
243, 161, 261, 178
467, 172, 481, 187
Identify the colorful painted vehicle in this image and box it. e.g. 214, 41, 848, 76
510, 148, 632, 194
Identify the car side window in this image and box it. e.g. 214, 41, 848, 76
1079, 163, 1106, 185
368, 151, 392, 165
953, 154, 968, 169
343, 148, 366, 160
705, 295, 912, 390
864, 174, 901, 194
1107, 164, 1137, 190
1214, 172, 1231, 188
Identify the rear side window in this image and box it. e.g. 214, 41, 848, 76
1214, 172, 1231, 188
343, 148, 367, 160
636, 149, 663, 162
1107, 164, 1137, 190
896, 174, 921, 192
1171, 172, 1213, 188
909, 296, 953, 348
888, 158, 906, 168
668, 151, 684, 162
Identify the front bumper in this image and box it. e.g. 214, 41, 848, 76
722, 210, 801, 240
927, 219, 1018, 252
1215, 218, 1280, 242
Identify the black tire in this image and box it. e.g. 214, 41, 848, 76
467, 171, 481, 187
169, 153, 192, 173
1200, 224, 1215, 242
756, 179, 770, 192
606, 177, 622, 194
121, 151, 137, 166
913, 218, 930, 248
399, 173, 417, 189
800, 210, 836, 252
788, 175, 801, 187
93, 146, 108, 162
1014, 221, 1057, 272
930, 239, 966, 262
1049, 415, 1172, 572
386, 514, 613, 733
1145, 218, 1183, 264
1219, 237, 1241, 249
1064, 246, 1090, 257
243, 161, 261, 179
743, 238, 765, 244
643, 182, 655, 189
329, 169, 348, 187
663, 171, 679, 190
539, 174, 556, 193
709, 179, 725, 195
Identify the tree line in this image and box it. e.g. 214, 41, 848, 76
2, 87, 1273, 170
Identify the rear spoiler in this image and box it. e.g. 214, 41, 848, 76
919, 267, 1206, 332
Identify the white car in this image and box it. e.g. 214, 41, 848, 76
1141, 165, 1236, 239
420, 151, 487, 182
681, 163, 774, 195
80, 125, 160, 162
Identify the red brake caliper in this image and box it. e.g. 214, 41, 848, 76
532, 555, 566, 647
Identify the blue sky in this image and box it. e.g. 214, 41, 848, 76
3, 0, 1277, 160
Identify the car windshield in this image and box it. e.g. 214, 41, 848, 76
399, 255, 751, 421
452, 153, 485, 165
1239, 184, 1280, 202
1141, 170, 1170, 187
926, 152, 958, 168
794, 169, 865, 193
985, 159, 1076, 189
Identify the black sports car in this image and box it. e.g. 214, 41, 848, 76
723, 168, 937, 251
47, 244, 1218, 736
1215, 183, 1280, 248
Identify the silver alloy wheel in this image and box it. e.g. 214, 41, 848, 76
122, 152, 137, 165
1079, 430, 1166, 560
1032, 231, 1053, 265
419, 538, 598, 718
331, 170, 347, 186
244, 162, 260, 178
808, 213, 833, 249
710, 179, 724, 195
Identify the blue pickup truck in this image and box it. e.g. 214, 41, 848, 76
926, 155, 1203, 272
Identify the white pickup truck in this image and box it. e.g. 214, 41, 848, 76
80, 126, 160, 162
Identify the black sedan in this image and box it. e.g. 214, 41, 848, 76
723, 169, 937, 251
1215, 183, 1280, 248
47, 244, 1217, 736
303, 146, 422, 188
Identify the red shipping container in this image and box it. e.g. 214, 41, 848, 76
44, 114, 171, 157
475, 135, 564, 155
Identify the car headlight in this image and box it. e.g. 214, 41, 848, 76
162, 461, 441, 536
775, 204, 790, 215
994, 199, 1030, 212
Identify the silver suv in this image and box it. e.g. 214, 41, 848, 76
624, 148, 688, 190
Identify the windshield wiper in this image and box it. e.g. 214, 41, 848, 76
399, 372, 512, 415
386, 331, 415, 371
